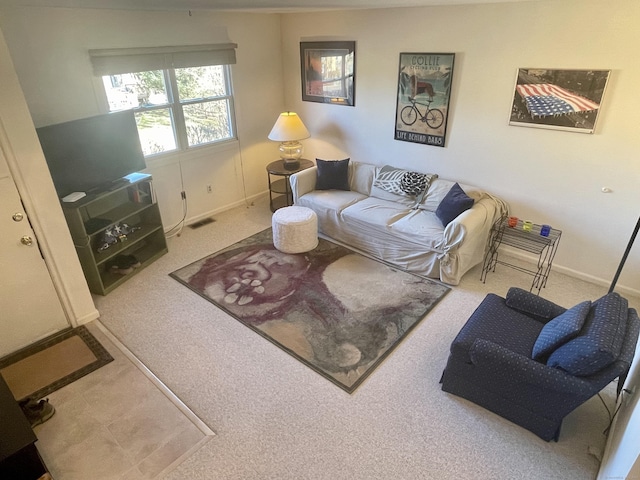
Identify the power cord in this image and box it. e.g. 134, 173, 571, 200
600, 388, 632, 436
164, 190, 188, 238
164, 162, 188, 238
235, 133, 254, 209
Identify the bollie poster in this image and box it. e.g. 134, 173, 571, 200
394, 53, 455, 147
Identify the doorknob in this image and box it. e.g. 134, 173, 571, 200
20, 235, 33, 246
12, 212, 24, 222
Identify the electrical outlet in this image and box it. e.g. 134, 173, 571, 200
206, 185, 212, 193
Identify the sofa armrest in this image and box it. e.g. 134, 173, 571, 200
505, 287, 567, 322
469, 338, 595, 396
290, 166, 317, 203
439, 196, 506, 284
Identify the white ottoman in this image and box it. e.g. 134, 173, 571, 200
272, 206, 318, 253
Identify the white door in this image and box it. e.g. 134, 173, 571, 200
0, 158, 69, 358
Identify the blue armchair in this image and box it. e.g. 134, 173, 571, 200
440, 288, 640, 441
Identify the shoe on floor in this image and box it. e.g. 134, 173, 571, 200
20, 397, 56, 427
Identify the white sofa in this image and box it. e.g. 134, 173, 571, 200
290, 161, 508, 285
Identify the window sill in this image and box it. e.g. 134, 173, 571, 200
144, 138, 240, 169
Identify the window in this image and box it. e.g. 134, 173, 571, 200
102, 65, 235, 156
90, 43, 238, 157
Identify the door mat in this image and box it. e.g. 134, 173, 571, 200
0, 325, 113, 401
170, 228, 450, 393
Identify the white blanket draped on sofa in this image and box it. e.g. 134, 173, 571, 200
290, 161, 508, 285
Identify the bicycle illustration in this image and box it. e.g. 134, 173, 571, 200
400, 97, 444, 129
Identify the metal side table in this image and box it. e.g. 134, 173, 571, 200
481, 217, 562, 294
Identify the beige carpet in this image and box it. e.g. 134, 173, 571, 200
0, 326, 113, 401
92, 196, 640, 480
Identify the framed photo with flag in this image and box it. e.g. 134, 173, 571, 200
509, 68, 611, 134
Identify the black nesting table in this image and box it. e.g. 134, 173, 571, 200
481, 217, 562, 294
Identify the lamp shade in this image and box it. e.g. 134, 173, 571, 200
268, 112, 310, 142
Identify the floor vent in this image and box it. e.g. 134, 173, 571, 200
189, 218, 215, 229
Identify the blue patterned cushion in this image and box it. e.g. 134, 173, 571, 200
316, 158, 350, 191
531, 301, 591, 361
547, 293, 628, 376
435, 183, 474, 226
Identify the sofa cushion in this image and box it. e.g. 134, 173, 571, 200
341, 196, 411, 231
547, 293, 629, 376
451, 293, 545, 361
349, 161, 377, 196
316, 158, 350, 191
388, 209, 445, 250
435, 183, 474, 226
297, 190, 365, 215
531, 301, 591, 361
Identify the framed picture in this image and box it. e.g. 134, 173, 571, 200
509, 68, 611, 133
394, 53, 455, 147
300, 41, 355, 106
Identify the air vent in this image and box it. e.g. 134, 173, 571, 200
189, 218, 215, 229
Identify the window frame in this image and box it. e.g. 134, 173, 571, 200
101, 64, 237, 158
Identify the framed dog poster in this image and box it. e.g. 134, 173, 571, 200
394, 52, 455, 147
509, 68, 611, 133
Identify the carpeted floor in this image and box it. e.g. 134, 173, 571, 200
91, 197, 640, 480
0, 326, 113, 401
170, 228, 449, 392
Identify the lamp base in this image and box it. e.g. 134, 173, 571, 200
283, 159, 300, 170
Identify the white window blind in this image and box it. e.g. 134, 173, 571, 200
89, 43, 237, 76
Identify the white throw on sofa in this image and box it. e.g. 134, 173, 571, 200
290, 160, 508, 285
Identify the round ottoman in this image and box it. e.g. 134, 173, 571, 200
272, 206, 318, 254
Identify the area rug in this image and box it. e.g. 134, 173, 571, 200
170, 228, 450, 393
0, 326, 113, 401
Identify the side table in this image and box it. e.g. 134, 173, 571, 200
266, 159, 314, 212
480, 217, 562, 294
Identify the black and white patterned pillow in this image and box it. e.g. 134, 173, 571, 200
373, 165, 437, 201
400, 171, 429, 196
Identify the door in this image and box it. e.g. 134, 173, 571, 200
0, 158, 68, 358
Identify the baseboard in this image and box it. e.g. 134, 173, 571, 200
73, 308, 100, 326
500, 246, 640, 298
185, 192, 267, 226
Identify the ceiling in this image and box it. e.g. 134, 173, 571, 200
0, 0, 537, 13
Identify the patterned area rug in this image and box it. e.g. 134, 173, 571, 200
170, 229, 450, 393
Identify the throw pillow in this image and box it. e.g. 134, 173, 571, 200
315, 158, 350, 191
435, 183, 474, 226
531, 301, 591, 361
546, 292, 628, 376
373, 165, 436, 197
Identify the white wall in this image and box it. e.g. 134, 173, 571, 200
0, 7, 284, 227
599, 351, 640, 480
279, 0, 640, 295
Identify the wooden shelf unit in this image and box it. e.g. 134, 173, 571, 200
62, 173, 168, 295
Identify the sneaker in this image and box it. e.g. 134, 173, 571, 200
20, 397, 56, 427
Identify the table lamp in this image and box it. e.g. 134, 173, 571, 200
268, 112, 310, 170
